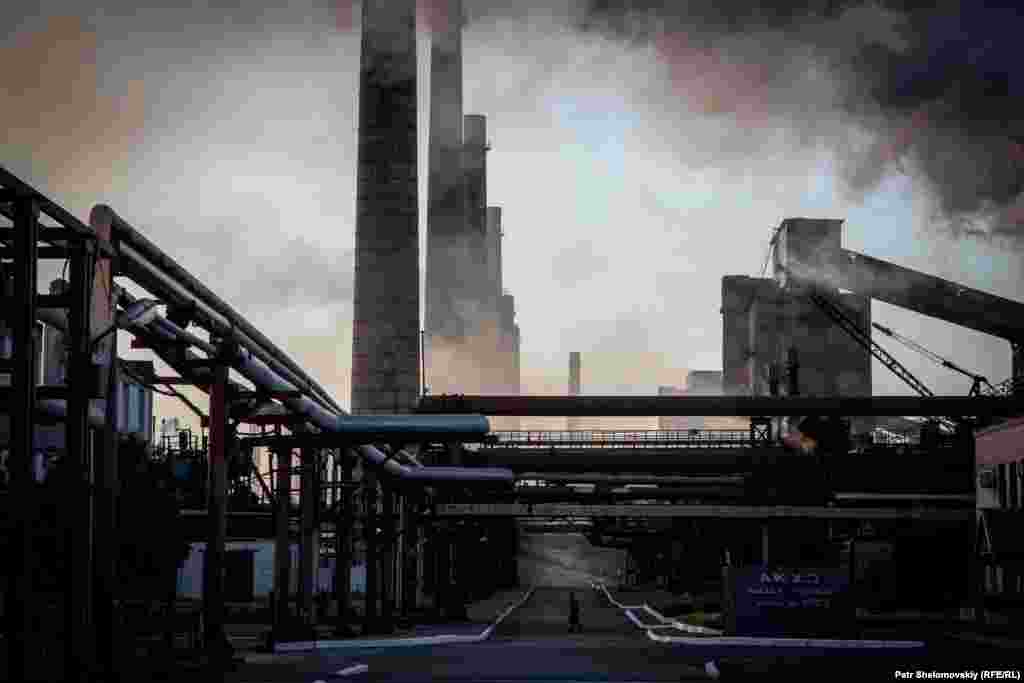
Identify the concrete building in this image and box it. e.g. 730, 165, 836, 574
721, 219, 872, 436
351, 0, 420, 414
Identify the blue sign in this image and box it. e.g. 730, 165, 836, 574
731, 566, 850, 637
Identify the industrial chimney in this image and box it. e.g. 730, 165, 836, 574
350, 0, 420, 414
568, 352, 581, 431
426, 0, 466, 343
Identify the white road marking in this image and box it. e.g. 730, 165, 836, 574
334, 663, 370, 676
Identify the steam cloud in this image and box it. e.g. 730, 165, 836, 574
462, 0, 1022, 244
573, 0, 1024, 243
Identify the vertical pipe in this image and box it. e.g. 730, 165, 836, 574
7, 196, 38, 682
333, 452, 353, 636
66, 238, 95, 680
364, 471, 378, 634
273, 448, 292, 639
381, 485, 394, 633
202, 360, 230, 654
352, 0, 420, 415
299, 447, 317, 628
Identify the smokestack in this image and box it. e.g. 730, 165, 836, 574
426, 0, 465, 342
463, 113, 489, 336
350, 0, 419, 415
568, 352, 581, 395
568, 351, 581, 431
486, 206, 502, 303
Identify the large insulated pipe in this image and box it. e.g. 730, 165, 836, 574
116, 298, 514, 484
97, 205, 342, 415
116, 240, 336, 414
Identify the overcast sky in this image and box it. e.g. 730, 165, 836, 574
2, 1, 1021, 431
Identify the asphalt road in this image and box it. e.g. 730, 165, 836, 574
219, 587, 1024, 683
224, 587, 712, 682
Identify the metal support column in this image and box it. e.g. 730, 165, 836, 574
402, 495, 417, 617
92, 212, 119, 682
6, 196, 38, 682
202, 358, 230, 656
66, 238, 95, 681
433, 521, 447, 620
380, 484, 394, 633
273, 448, 292, 639
298, 447, 317, 628
94, 363, 120, 680
334, 452, 354, 636
449, 524, 466, 620
363, 471, 378, 634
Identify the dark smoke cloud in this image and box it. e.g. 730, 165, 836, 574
569, 0, 1024, 243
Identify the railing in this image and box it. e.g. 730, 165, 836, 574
484, 430, 755, 449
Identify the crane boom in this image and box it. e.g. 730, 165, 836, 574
801, 287, 961, 431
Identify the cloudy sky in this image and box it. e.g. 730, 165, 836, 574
3, 1, 1022, 431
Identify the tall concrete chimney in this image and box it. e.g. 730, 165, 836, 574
486, 206, 502, 304
426, 0, 466, 342
568, 352, 581, 431
350, 0, 419, 414
568, 352, 581, 395
462, 113, 489, 335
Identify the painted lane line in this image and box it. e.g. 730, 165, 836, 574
595, 582, 722, 637
274, 586, 536, 653
646, 631, 926, 648
334, 663, 370, 676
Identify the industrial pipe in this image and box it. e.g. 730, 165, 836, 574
116, 241, 337, 414
99, 204, 341, 414
117, 295, 514, 485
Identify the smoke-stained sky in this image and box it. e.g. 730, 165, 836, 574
2, 1, 1021, 429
